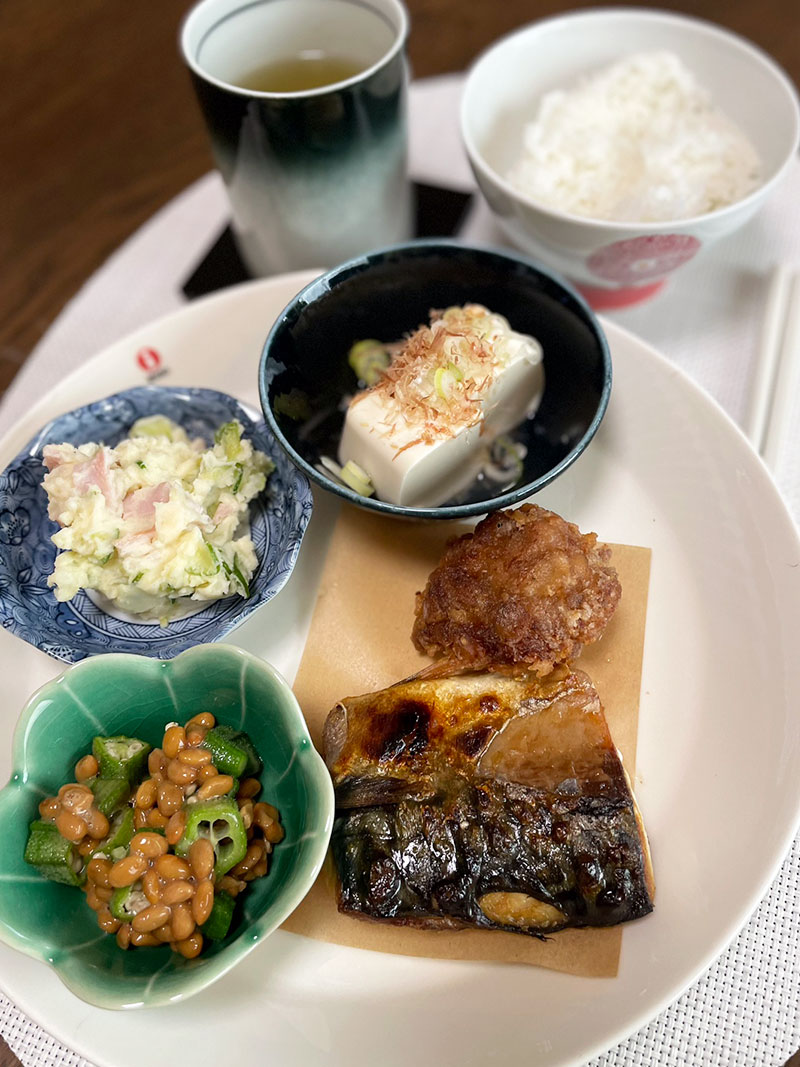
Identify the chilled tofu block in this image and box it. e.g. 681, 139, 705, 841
338, 305, 544, 507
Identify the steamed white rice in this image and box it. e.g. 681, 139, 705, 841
506, 51, 762, 222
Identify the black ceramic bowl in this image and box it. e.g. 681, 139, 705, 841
258, 240, 611, 519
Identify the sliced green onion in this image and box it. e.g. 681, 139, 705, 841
231, 555, 250, 598
348, 339, 390, 386
319, 456, 345, 481
214, 421, 242, 461
130, 415, 179, 440
273, 389, 312, 421
340, 460, 375, 497
319, 456, 374, 498
483, 435, 527, 484
186, 541, 220, 577
434, 366, 460, 401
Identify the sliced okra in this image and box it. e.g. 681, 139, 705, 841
110, 884, 149, 923
201, 725, 262, 779
91, 736, 151, 786
90, 777, 131, 818
94, 806, 135, 860
24, 821, 85, 887
174, 796, 247, 878
201, 891, 236, 941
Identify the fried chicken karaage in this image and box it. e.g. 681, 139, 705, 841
411, 504, 621, 675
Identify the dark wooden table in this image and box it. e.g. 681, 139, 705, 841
2, 2, 799, 1064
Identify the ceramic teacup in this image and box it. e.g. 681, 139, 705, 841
181, 0, 412, 276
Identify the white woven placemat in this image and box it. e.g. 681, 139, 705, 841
2, 76, 799, 1067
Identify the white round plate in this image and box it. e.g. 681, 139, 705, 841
1, 273, 799, 1067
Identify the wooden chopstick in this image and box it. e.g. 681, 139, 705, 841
745, 265, 800, 471
763, 270, 800, 472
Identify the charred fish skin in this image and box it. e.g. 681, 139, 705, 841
331, 779, 653, 935
325, 669, 654, 936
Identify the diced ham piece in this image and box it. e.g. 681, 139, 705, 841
212, 497, 238, 524
115, 531, 156, 557
42, 445, 68, 472
43, 447, 118, 524
72, 449, 117, 507
122, 483, 171, 525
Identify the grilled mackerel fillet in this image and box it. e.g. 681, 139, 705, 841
323, 667, 654, 936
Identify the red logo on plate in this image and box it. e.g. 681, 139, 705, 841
136, 347, 162, 373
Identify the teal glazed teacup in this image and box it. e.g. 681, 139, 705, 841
181, 0, 412, 276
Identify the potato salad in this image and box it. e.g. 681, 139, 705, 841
41, 416, 274, 622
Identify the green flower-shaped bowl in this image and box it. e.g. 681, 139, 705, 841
0, 644, 334, 1009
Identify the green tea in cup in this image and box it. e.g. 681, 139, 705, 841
236, 52, 365, 93
181, 0, 411, 276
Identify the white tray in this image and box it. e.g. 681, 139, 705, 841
1, 273, 799, 1067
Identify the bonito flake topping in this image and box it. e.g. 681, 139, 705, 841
352, 304, 541, 449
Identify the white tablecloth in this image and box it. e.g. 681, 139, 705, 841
2, 76, 799, 1067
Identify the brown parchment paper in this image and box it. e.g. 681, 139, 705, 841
283, 507, 652, 978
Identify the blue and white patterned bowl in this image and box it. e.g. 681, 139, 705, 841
0, 386, 313, 663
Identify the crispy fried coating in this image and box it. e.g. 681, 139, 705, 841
412, 504, 621, 675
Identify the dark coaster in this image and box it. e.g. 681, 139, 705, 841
181, 181, 473, 300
